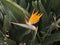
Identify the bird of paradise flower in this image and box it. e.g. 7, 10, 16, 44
10, 10, 43, 30
10, 10, 43, 43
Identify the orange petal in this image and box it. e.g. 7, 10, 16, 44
29, 11, 43, 24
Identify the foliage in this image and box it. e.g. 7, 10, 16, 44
0, 0, 60, 45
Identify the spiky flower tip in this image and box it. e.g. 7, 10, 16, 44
25, 11, 43, 25
29, 11, 43, 25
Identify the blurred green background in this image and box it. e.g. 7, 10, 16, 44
0, 0, 60, 45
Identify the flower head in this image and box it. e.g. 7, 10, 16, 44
24, 11, 43, 30
25, 11, 43, 25
29, 11, 43, 24
10, 11, 43, 30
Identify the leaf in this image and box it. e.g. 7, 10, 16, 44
0, 38, 17, 45
0, 11, 3, 30
50, 0, 60, 10
41, 32, 60, 45
1, 0, 30, 22
0, 30, 3, 38
7, 39, 17, 45
19, 0, 28, 9
3, 15, 10, 32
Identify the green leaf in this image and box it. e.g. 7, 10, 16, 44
0, 38, 17, 45
1, 0, 29, 17
50, 0, 60, 10
0, 30, 3, 38
41, 32, 60, 45
7, 39, 17, 45
1, 0, 30, 22
3, 15, 10, 33
19, 0, 28, 9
